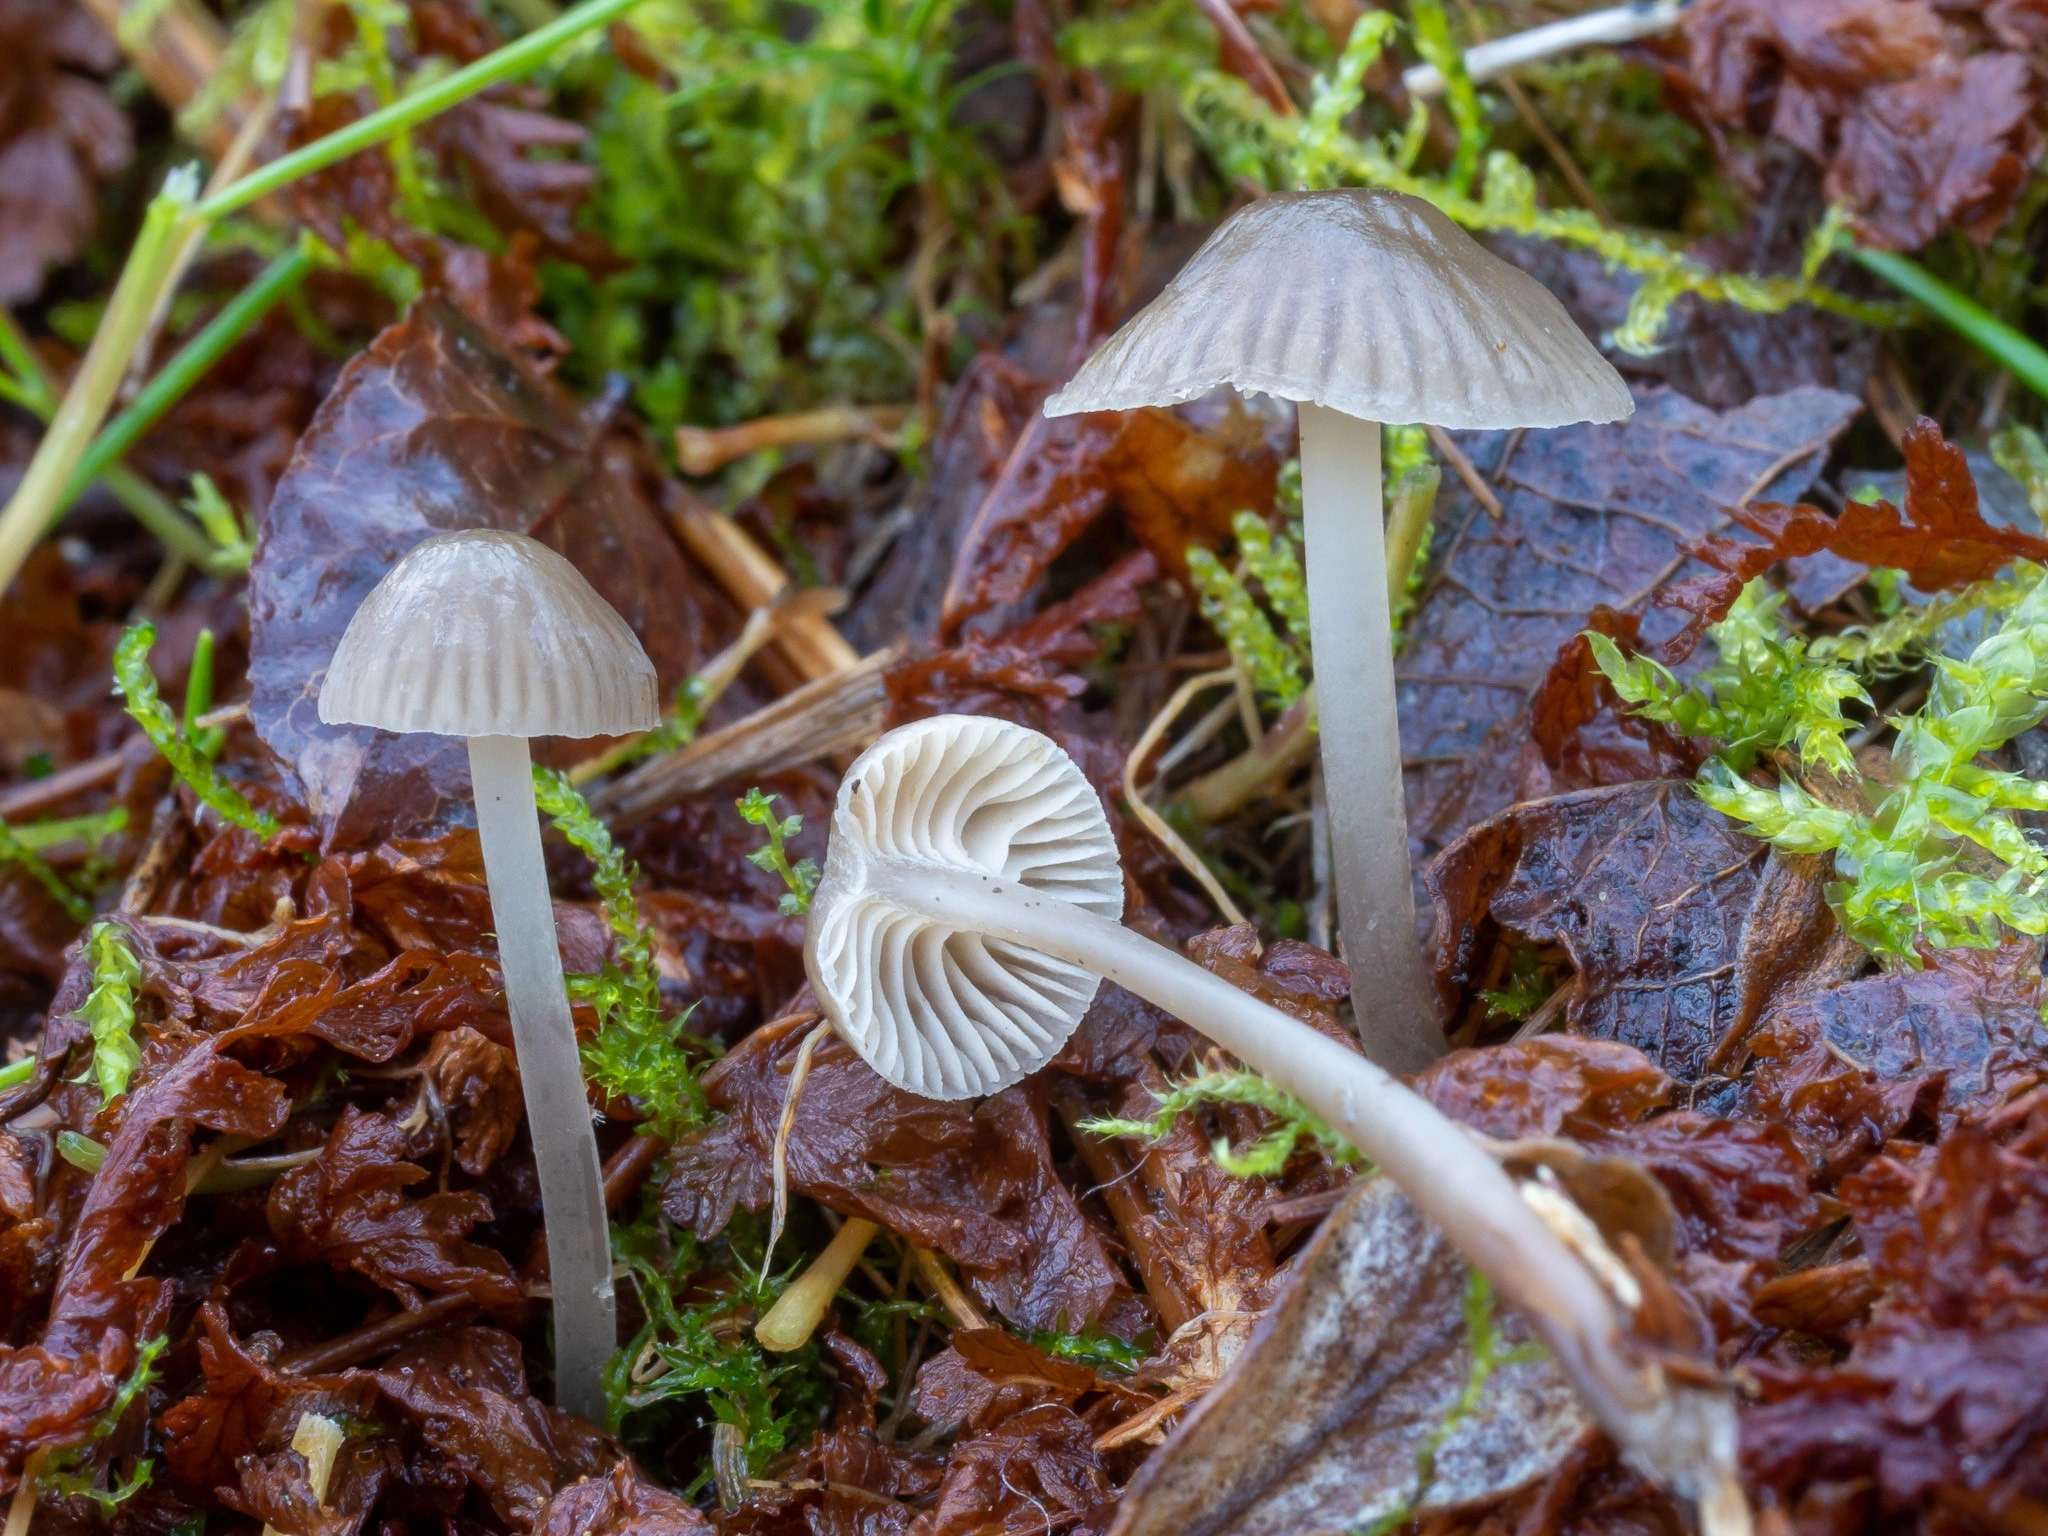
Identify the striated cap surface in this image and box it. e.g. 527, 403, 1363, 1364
1044, 188, 1633, 430
807, 716, 1124, 1100
318, 528, 660, 739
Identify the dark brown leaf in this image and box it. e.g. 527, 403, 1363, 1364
222, 1447, 361, 1536
1676, 0, 2040, 248
939, 407, 1274, 640
372, 1326, 615, 1527
1744, 1113, 2048, 1513
159, 1302, 378, 1493
661, 1015, 1149, 1338
1748, 943, 2048, 1126
1400, 386, 1858, 882
422, 1025, 525, 1175
1108, 1176, 1591, 1536
1659, 417, 2048, 659
1426, 781, 1769, 1081
266, 1107, 525, 1319
247, 300, 735, 842
532, 1460, 714, 1535
912, 1403, 1115, 1536
0, 0, 130, 305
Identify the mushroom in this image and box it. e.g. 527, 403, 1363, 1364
1044, 189, 1632, 1071
805, 715, 1743, 1526
319, 528, 658, 1422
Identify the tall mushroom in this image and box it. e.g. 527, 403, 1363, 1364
1044, 189, 1633, 1071
319, 528, 658, 1422
806, 716, 1744, 1528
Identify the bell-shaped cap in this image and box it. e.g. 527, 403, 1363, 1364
807, 716, 1124, 1099
318, 528, 660, 740
1044, 188, 1633, 431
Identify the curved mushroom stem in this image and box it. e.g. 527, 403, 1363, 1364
859, 857, 1659, 1439
468, 733, 616, 1423
1297, 403, 1441, 1072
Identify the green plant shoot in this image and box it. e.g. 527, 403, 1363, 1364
1589, 582, 1869, 777
1083, 1068, 1367, 1178
0, 817, 91, 923
73, 922, 144, 1106
737, 788, 819, 915
534, 766, 708, 1142
37, 1333, 167, 1516
114, 622, 279, 838
1596, 569, 2048, 960
1358, 1273, 1546, 1536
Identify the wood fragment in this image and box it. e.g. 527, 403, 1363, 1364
677, 405, 911, 476
590, 645, 899, 829
1425, 423, 1506, 521
661, 489, 862, 684
279, 1293, 477, 1375
911, 1245, 990, 1331
261, 1413, 344, 1536
1055, 1087, 1197, 1335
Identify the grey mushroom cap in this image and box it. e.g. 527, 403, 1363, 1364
1043, 188, 1634, 430
318, 528, 661, 740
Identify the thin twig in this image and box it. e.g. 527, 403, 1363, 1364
677, 405, 912, 476
1424, 423, 1505, 520
1123, 667, 1249, 925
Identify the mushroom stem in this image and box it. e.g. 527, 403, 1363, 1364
756, 1216, 880, 1352
1297, 403, 1440, 1071
467, 732, 615, 1423
859, 856, 1657, 1439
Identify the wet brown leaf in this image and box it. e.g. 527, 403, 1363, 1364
1744, 1112, 2048, 1514
0, 0, 130, 306
422, 1025, 525, 1175
939, 408, 1274, 640
913, 1403, 1115, 1536
247, 299, 734, 843
533, 1460, 714, 1535
1748, 942, 2048, 1128
1108, 1176, 1591, 1536
159, 1302, 378, 1493
1427, 781, 1770, 1081
1660, 417, 2048, 659
371, 1325, 615, 1527
222, 1447, 361, 1536
661, 1015, 1149, 1338
266, 1107, 525, 1319
1676, 0, 2040, 248
1401, 386, 1859, 882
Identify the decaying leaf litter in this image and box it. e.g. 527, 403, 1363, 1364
4, 0, 2048, 1527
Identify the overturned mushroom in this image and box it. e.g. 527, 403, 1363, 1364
1045, 189, 1633, 1071
806, 715, 1743, 1528
319, 528, 659, 1422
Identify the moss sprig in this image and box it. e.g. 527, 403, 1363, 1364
1083, 1067, 1367, 1178
113, 622, 279, 839
1596, 568, 2048, 960
737, 789, 819, 916
535, 766, 708, 1142
73, 922, 143, 1107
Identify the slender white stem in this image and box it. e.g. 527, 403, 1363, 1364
1400, 0, 1690, 96
1298, 404, 1440, 1071
467, 734, 615, 1424
866, 858, 1658, 1439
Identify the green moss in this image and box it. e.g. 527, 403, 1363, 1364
534, 767, 710, 1143
1082, 1067, 1368, 1179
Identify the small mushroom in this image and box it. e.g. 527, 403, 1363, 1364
320, 528, 658, 1422
806, 716, 1742, 1526
1045, 189, 1632, 1071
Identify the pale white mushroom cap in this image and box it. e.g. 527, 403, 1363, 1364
317, 528, 660, 740
806, 716, 1124, 1100
1044, 188, 1634, 430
